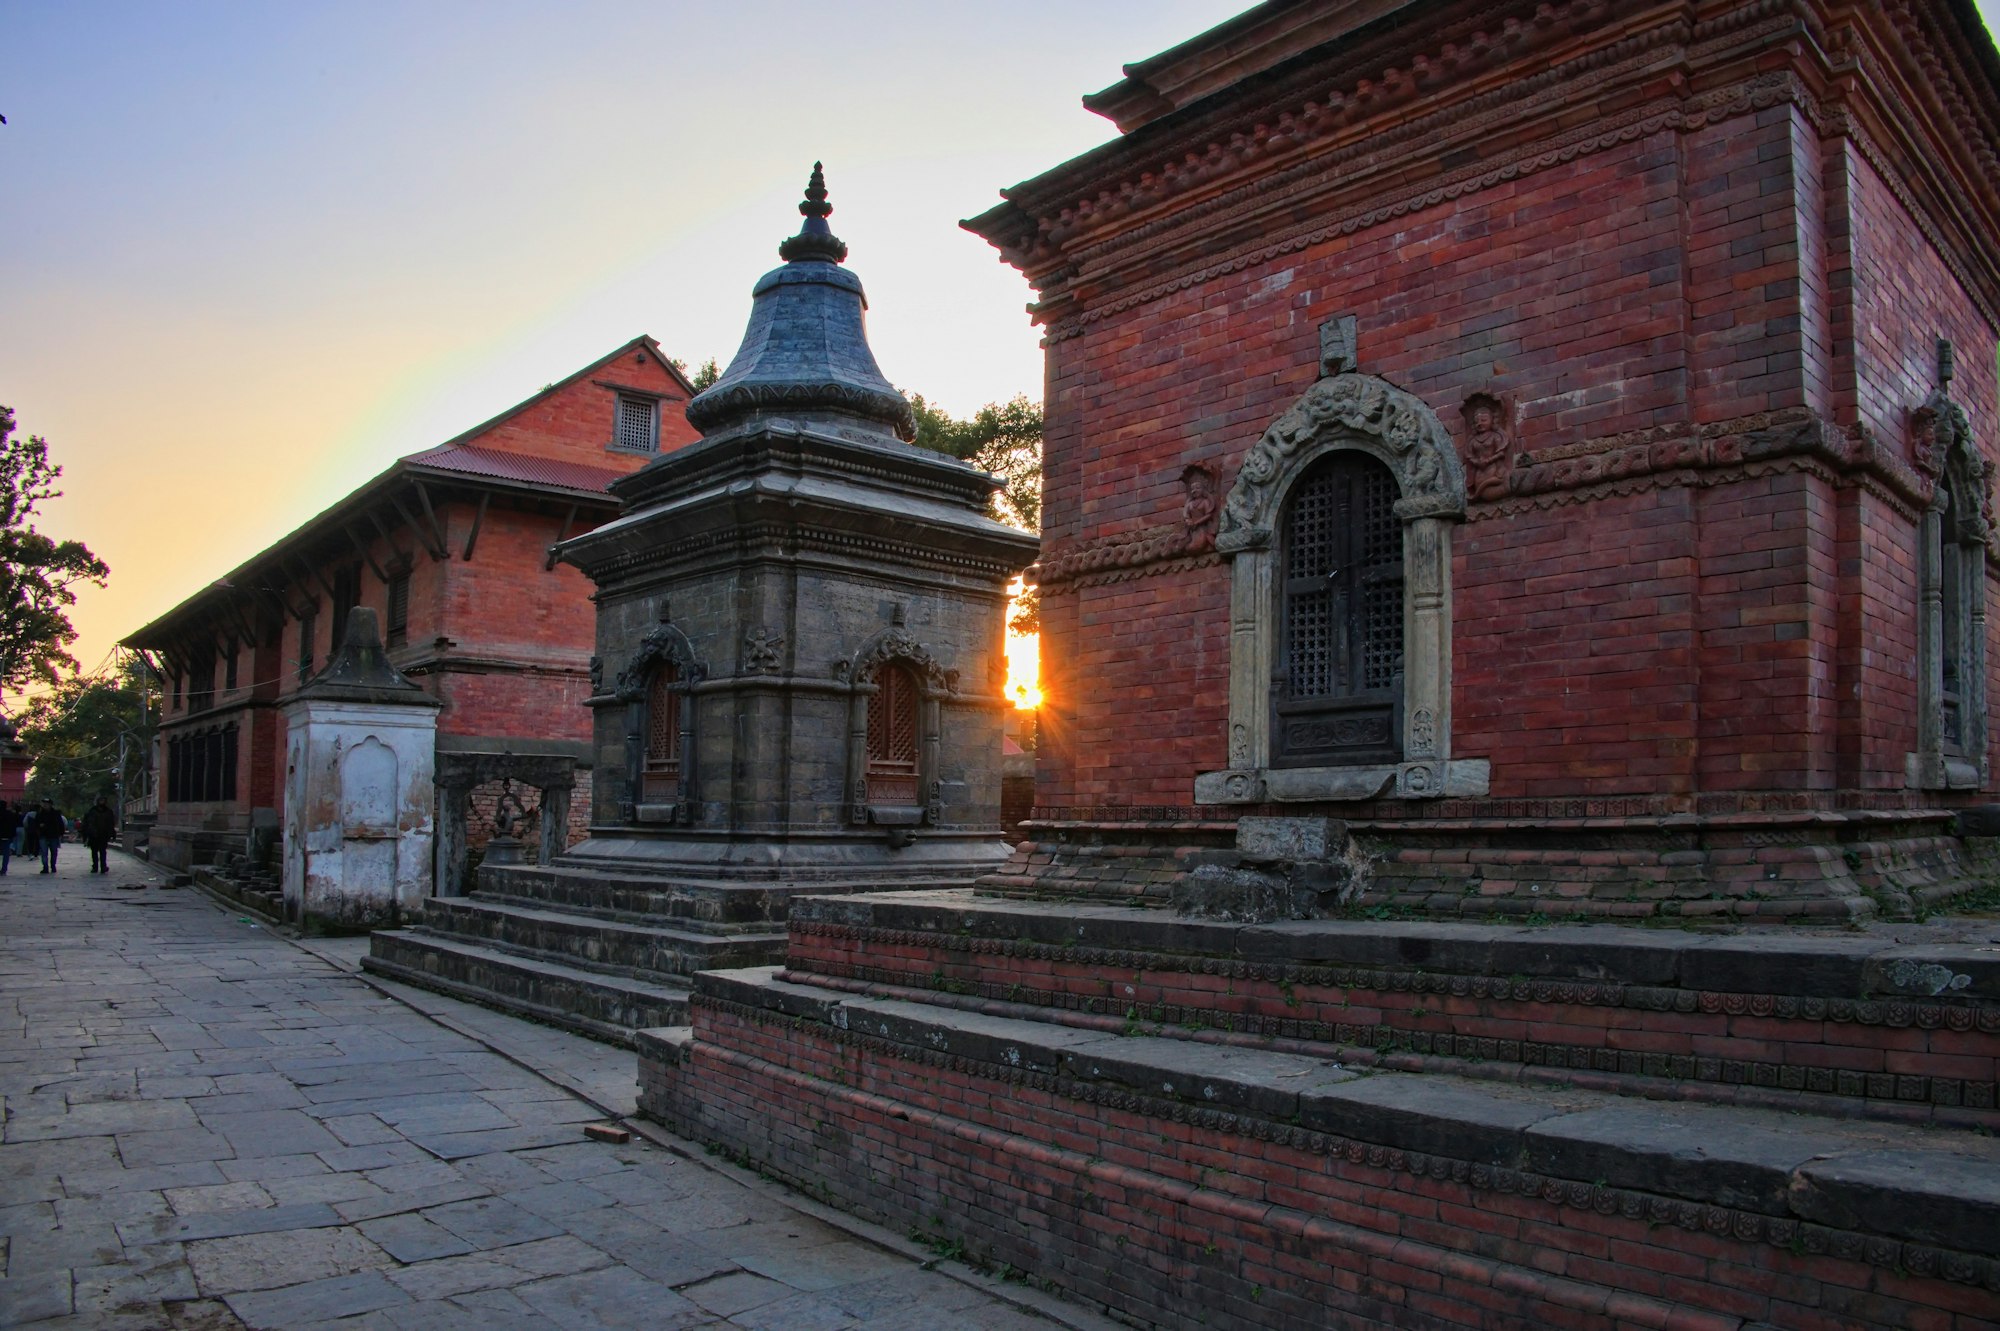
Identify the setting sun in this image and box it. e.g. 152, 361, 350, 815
1004, 574, 1041, 709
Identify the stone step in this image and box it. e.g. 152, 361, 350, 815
188, 867, 285, 927
642, 966, 2000, 1331
476, 862, 898, 931
780, 890, 2000, 1126
418, 896, 787, 979
364, 930, 689, 1045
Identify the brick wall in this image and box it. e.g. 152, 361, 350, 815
1029, 106, 2000, 815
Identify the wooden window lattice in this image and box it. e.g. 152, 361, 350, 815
642, 664, 680, 802
865, 664, 921, 805
386, 572, 410, 648
1275, 452, 1405, 765
615, 394, 657, 452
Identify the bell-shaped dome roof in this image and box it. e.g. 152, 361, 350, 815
683, 164, 916, 441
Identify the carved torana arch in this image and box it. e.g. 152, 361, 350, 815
836, 626, 958, 829
1199, 371, 1487, 805
1219, 372, 1467, 551
615, 620, 708, 701
614, 620, 708, 824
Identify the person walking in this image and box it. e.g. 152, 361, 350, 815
35, 801, 65, 874
80, 796, 116, 875
0, 801, 18, 876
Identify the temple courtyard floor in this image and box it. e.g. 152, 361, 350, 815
0, 851, 1116, 1331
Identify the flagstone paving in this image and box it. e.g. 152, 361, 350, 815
0, 853, 1108, 1330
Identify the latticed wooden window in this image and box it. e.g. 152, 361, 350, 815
615, 394, 658, 452
643, 664, 680, 802
865, 664, 921, 805
386, 572, 410, 648
298, 609, 316, 685
1274, 451, 1404, 766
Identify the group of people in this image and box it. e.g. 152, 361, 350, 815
0, 796, 118, 875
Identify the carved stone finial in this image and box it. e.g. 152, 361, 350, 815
778, 161, 849, 265
1939, 337, 1956, 388
1318, 314, 1358, 378
800, 161, 831, 219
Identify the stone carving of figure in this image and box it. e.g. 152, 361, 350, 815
1910, 405, 1941, 476
1460, 394, 1512, 501
1180, 464, 1219, 552
492, 779, 536, 839
742, 629, 784, 675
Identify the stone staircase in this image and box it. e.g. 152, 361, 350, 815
363, 859, 981, 1046
190, 852, 284, 925
639, 890, 2000, 1331
364, 865, 793, 1044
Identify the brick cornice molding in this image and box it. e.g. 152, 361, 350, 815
970, 1, 2000, 337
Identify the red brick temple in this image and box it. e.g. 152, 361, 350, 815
640, 5, 2000, 1329
961, 0, 2000, 923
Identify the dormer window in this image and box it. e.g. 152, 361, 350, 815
614, 393, 658, 453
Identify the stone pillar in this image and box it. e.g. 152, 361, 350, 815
538, 783, 572, 864
281, 608, 440, 933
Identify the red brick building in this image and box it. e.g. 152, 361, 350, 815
966, 0, 2000, 920
641, 11, 2000, 1331
125, 337, 697, 875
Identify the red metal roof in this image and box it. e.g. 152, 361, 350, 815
405, 442, 630, 495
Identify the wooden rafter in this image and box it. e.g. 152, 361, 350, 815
369, 507, 412, 570
344, 525, 388, 583
544, 502, 580, 571
404, 483, 451, 562
462, 492, 490, 562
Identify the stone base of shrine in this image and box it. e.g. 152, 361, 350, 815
638, 890, 2000, 1331
979, 804, 2000, 923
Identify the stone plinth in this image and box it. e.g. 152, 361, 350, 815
283, 608, 439, 933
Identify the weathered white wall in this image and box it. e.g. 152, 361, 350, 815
281, 698, 437, 932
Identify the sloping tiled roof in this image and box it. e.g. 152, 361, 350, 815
404, 442, 629, 496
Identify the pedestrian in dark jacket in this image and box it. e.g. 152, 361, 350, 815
80, 797, 116, 875
0, 801, 19, 875
35, 802, 65, 873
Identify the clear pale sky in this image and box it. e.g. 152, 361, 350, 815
3, 0, 1998, 698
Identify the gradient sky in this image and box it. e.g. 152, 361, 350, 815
3, 0, 1998, 701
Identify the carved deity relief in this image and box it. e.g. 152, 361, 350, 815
1180, 463, 1219, 552
1910, 404, 1942, 476
741, 628, 784, 675
1459, 392, 1514, 501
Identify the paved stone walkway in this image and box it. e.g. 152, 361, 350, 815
0, 852, 1104, 1330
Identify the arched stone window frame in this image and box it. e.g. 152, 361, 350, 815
835, 628, 959, 828
1195, 372, 1489, 804
1913, 391, 1990, 791
613, 620, 706, 823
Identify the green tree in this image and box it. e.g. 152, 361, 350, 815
905, 392, 1043, 635
18, 656, 158, 812
0, 407, 110, 691
905, 392, 1042, 532
670, 357, 724, 392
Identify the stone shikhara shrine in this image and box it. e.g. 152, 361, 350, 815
366, 167, 1037, 1038
639, 5, 2000, 1331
